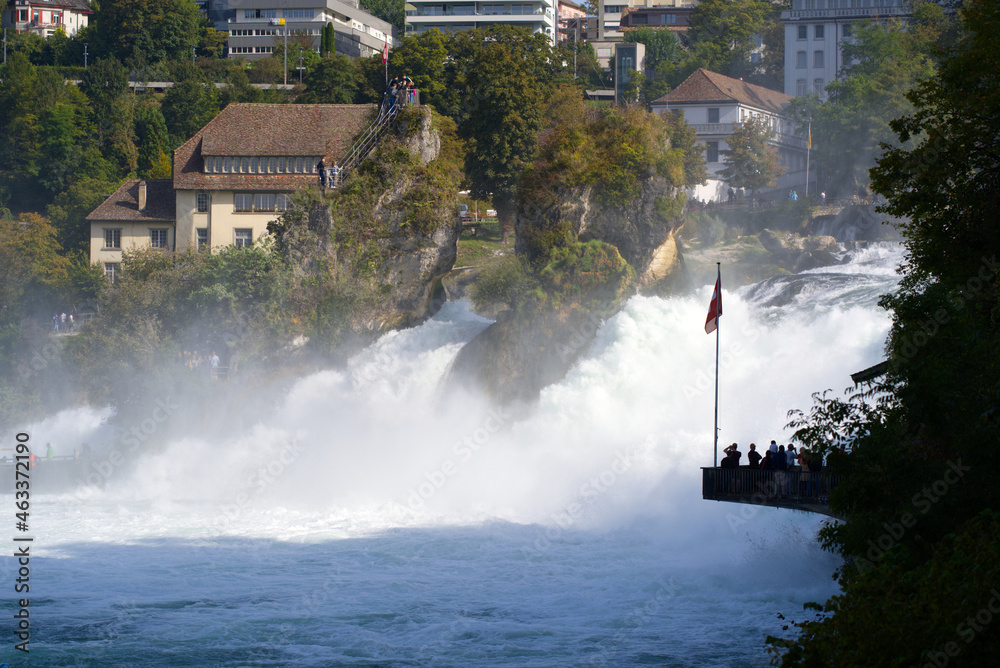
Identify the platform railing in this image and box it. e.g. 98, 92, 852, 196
702, 467, 843, 517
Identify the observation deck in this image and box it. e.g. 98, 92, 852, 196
702, 467, 844, 518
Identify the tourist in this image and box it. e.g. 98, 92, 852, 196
318, 158, 327, 187
761, 450, 773, 471
46, 443, 54, 459
773, 444, 788, 496
329, 161, 341, 187
747, 443, 761, 469
798, 448, 811, 496
53, 313, 60, 332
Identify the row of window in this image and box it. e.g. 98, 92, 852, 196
230, 46, 273, 54
103, 228, 169, 250
243, 8, 315, 19
230, 29, 279, 36
796, 24, 851, 40
796, 50, 826, 68
102, 228, 254, 281
233, 193, 291, 213
203, 156, 321, 175
194, 192, 292, 213
12, 9, 62, 23
796, 79, 826, 96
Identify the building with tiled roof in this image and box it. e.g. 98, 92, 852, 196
2, 0, 91, 37
87, 103, 377, 274
86, 180, 176, 280
651, 68, 810, 201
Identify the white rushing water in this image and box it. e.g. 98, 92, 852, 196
2, 244, 902, 666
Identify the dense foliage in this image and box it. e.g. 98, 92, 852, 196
771, 2, 1000, 664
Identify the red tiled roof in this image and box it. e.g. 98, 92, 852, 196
173, 103, 378, 192
654, 68, 792, 115
85, 179, 175, 222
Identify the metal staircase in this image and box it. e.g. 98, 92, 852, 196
327, 100, 402, 188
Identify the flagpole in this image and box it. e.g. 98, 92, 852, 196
714, 262, 720, 468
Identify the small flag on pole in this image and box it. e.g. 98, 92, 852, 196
705, 269, 722, 334
807, 125, 812, 150
382, 40, 389, 64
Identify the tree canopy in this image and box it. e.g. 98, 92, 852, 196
771, 1, 1000, 664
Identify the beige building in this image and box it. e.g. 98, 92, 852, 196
88, 103, 375, 276
3, 0, 92, 38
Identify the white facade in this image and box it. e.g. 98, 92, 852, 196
781, 0, 911, 98
404, 1, 558, 44
227, 0, 394, 60
651, 70, 810, 202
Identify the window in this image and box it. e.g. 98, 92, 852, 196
224, 157, 233, 173
797, 25, 807, 40
482, 4, 503, 15
814, 78, 825, 95
241, 157, 249, 173
796, 51, 807, 68
815, 25, 824, 39
511, 4, 534, 14
234, 193, 253, 212
284, 8, 314, 19
707, 108, 720, 123
295, 157, 304, 173
150, 229, 168, 249
104, 228, 121, 249
796, 79, 807, 96
278, 157, 286, 173
276, 194, 291, 211
269, 158, 277, 173
197, 228, 208, 250
815, 50, 825, 68
104, 263, 119, 282
250, 158, 259, 173
843, 24, 852, 38
197, 193, 209, 212
254, 194, 276, 212
234, 229, 253, 248
706, 142, 719, 163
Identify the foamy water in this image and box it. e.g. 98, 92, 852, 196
1, 244, 902, 665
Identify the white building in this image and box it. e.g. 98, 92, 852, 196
781, 0, 911, 98
226, 0, 394, 61
2, 0, 91, 37
403, 1, 558, 44
651, 68, 809, 202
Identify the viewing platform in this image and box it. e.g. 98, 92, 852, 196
702, 467, 843, 519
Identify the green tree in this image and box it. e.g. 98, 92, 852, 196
0, 54, 43, 210
771, 2, 1000, 664
719, 115, 783, 193
47, 176, 124, 254
298, 54, 359, 104
92, 0, 202, 64
383, 29, 450, 112
160, 64, 220, 147
135, 100, 171, 178
198, 23, 229, 59
359, 0, 404, 30
462, 39, 543, 241
797, 5, 946, 197
685, 0, 779, 83
80, 57, 138, 176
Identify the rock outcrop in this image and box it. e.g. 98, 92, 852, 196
758, 229, 841, 273
272, 106, 460, 344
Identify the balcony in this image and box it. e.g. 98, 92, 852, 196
702, 467, 843, 518
781, 6, 909, 21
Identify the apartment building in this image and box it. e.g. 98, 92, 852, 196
404, 1, 558, 44
781, 0, 911, 98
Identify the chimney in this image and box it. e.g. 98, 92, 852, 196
138, 181, 147, 211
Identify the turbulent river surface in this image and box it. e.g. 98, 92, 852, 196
1, 244, 902, 666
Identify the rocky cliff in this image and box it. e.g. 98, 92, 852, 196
270, 106, 460, 350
